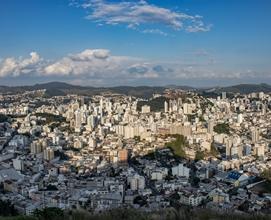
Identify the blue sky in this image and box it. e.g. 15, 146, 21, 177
0, 0, 270, 87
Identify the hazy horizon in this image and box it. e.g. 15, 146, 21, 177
0, 80, 270, 89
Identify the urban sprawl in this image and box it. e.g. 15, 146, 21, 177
0, 88, 270, 215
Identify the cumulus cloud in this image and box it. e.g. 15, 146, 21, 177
70, 49, 110, 61
44, 49, 139, 77
0, 52, 41, 77
76, 0, 212, 34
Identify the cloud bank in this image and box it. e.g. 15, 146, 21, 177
0, 49, 270, 86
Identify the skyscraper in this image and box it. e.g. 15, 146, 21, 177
207, 119, 214, 134
164, 101, 168, 113
251, 127, 259, 143
75, 110, 82, 132
222, 92, 227, 99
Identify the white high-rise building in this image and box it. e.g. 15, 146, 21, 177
87, 115, 96, 129
89, 137, 97, 150
31, 141, 43, 154
177, 98, 182, 108
43, 147, 54, 161
225, 137, 232, 158
207, 120, 214, 134
222, 92, 227, 99
251, 127, 260, 143
164, 101, 168, 113
13, 158, 24, 171
255, 143, 265, 157
129, 174, 145, 191
172, 164, 190, 178
100, 97, 103, 112
237, 114, 243, 124
75, 110, 82, 132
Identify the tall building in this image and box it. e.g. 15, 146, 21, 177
118, 149, 128, 164
251, 127, 260, 143
75, 110, 82, 132
222, 92, 227, 99
100, 97, 103, 111
237, 114, 243, 124
88, 137, 97, 150
30, 141, 43, 154
43, 147, 54, 161
141, 105, 151, 114
80, 96, 85, 107
225, 137, 232, 158
13, 158, 24, 171
172, 164, 190, 178
261, 104, 266, 115
231, 145, 243, 158
243, 144, 252, 156
130, 174, 145, 191
87, 115, 96, 129
164, 101, 168, 113
177, 98, 182, 108
207, 119, 214, 134
254, 143, 265, 157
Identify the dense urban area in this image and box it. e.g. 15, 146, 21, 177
0, 85, 270, 219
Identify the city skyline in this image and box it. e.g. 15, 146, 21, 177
0, 0, 271, 86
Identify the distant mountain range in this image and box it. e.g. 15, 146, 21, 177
0, 82, 165, 98
0, 82, 270, 98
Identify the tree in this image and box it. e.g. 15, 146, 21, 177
166, 134, 187, 158
33, 207, 64, 220
210, 142, 219, 156
0, 114, 9, 123
261, 168, 271, 181
195, 151, 205, 161
214, 123, 230, 134
0, 199, 18, 216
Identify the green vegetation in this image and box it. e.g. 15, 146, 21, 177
166, 134, 187, 158
35, 113, 66, 125
0, 114, 9, 123
198, 115, 205, 122
210, 142, 219, 156
195, 151, 205, 161
137, 96, 169, 112
0, 200, 18, 217
249, 169, 271, 194
257, 181, 271, 194
32, 207, 64, 220
0, 207, 270, 220
261, 168, 271, 181
0, 217, 36, 220
200, 99, 214, 113
134, 136, 141, 142
214, 123, 230, 134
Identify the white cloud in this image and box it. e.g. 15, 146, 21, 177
44, 58, 73, 75
44, 49, 140, 77
142, 29, 168, 36
70, 49, 110, 61
77, 0, 212, 34
1, 49, 270, 86
186, 23, 212, 33
127, 63, 159, 78
0, 52, 41, 77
